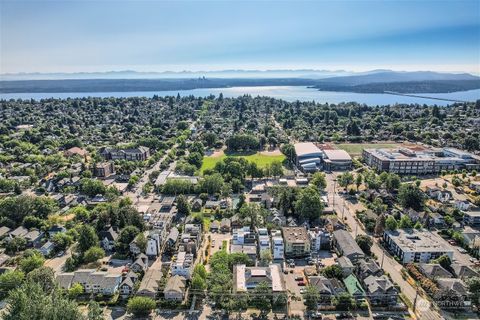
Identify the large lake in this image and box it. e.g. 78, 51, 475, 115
1, 86, 479, 106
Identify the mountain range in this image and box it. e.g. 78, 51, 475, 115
1, 70, 479, 94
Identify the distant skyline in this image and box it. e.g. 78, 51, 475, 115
1, 0, 479, 75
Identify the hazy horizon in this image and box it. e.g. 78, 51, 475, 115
1, 0, 479, 75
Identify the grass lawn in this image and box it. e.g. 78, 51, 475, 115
200, 152, 286, 174
335, 143, 401, 156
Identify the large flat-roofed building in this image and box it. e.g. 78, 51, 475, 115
383, 229, 453, 264
233, 264, 285, 294
322, 150, 352, 171
362, 146, 480, 174
294, 142, 322, 172
282, 227, 310, 257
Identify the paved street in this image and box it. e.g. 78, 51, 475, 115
325, 173, 443, 320
44, 248, 72, 275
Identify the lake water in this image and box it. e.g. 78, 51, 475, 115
1, 86, 479, 106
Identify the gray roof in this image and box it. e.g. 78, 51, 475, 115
167, 227, 179, 243
333, 230, 365, 260
357, 259, 382, 278
164, 275, 186, 294
364, 275, 396, 294
337, 256, 354, 269
451, 264, 479, 278
419, 263, 453, 279
437, 278, 468, 295
0, 226, 11, 237
9, 226, 28, 238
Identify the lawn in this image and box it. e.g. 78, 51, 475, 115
335, 143, 401, 156
200, 152, 286, 174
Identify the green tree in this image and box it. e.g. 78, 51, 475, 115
199, 173, 224, 195
260, 249, 272, 266
303, 285, 320, 311
19, 250, 45, 274
294, 186, 324, 221
373, 214, 386, 236
52, 232, 74, 251
466, 277, 480, 309
4, 281, 83, 320
250, 281, 272, 314
176, 194, 190, 215
126, 296, 156, 317
399, 215, 414, 229
398, 183, 424, 211
116, 226, 140, 254
310, 172, 327, 190
385, 216, 398, 231
434, 255, 452, 270
87, 301, 104, 320
77, 225, 99, 253
355, 235, 373, 255
83, 246, 105, 263
0, 270, 24, 299
68, 282, 84, 298
191, 274, 207, 291
26, 266, 55, 293
321, 265, 343, 280
338, 172, 354, 190
239, 203, 267, 229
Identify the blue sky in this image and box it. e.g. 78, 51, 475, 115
1, 0, 479, 74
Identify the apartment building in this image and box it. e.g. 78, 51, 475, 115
171, 251, 194, 280
362, 146, 480, 174
282, 227, 310, 258
271, 230, 284, 260
383, 229, 453, 264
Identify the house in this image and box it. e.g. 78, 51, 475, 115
64, 147, 88, 158
165, 227, 179, 251
120, 271, 139, 297
233, 227, 256, 245
308, 276, 346, 303
210, 221, 220, 233
363, 275, 398, 306
39, 241, 55, 256
282, 227, 311, 258
383, 229, 454, 264
451, 263, 479, 279
332, 230, 365, 263
356, 259, 383, 280
324, 217, 345, 232
337, 256, 355, 277
146, 230, 162, 257
99, 227, 118, 251
343, 274, 366, 301
171, 252, 194, 280
100, 146, 150, 161
418, 263, 453, 279
463, 208, 480, 227
24, 229, 44, 247
0, 254, 11, 267
163, 275, 186, 301
0, 226, 11, 239
131, 253, 149, 273
8, 226, 28, 239
461, 227, 480, 253
470, 181, 480, 193
429, 212, 445, 228
92, 162, 115, 178
205, 200, 220, 210
456, 200, 473, 211
56, 269, 122, 296
191, 198, 203, 212
48, 225, 66, 238
435, 278, 471, 309
425, 186, 452, 203
220, 218, 231, 233
137, 261, 162, 298
271, 230, 284, 260
233, 264, 285, 294
309, 228, 331, 251
231, 244, 257, 263
257, 228, 270, 254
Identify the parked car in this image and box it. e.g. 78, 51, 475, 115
458, 248, 467, 253
297, 281, 306, 286
56, 251, 64, 257
295, 275, 304, 281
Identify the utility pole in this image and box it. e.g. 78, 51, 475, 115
413, 287, 419, 314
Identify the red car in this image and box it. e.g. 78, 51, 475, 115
297, 281, 306, 286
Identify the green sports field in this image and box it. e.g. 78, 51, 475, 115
335, 143, 401, 156
200, 152, 286, 174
